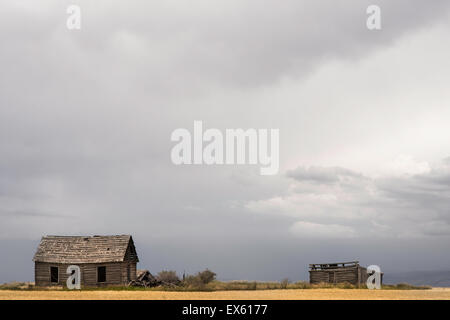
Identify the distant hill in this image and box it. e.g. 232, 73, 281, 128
383, 270, 450, 287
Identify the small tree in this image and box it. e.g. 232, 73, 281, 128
198, 269, 216, 284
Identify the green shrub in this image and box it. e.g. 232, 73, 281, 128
182, 269, 217, 290
280, 278, 289, 289
198, 269, 216, 284
156, 270, 180, 285
183, 275, 205, 288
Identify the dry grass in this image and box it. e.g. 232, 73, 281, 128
0, 281, 430, 291
1, 288, 449, 300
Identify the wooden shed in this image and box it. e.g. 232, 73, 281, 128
309, 261, 371, 286
33, 235, 139, 287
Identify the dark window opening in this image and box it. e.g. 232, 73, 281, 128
127, 264, 131, 281
97, 266, 106, 283
50, 267, 59, 283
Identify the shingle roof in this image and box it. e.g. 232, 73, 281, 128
33, 235, 139, 264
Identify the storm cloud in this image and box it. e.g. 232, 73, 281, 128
247, 159, 450, 239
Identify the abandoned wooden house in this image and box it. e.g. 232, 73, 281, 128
33, 235, 139, 287
309, 261, 375, 286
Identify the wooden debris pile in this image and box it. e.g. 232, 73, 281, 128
128, 270, 160, 287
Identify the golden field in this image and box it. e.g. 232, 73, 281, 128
1, 288, 450, 300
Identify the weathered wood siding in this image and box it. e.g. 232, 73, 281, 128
309, 266, 368, 286
35, 261, 137, 287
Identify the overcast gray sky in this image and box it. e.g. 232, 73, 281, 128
1, 0, 450, 283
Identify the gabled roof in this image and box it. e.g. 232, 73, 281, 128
33, 235, 139, 264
